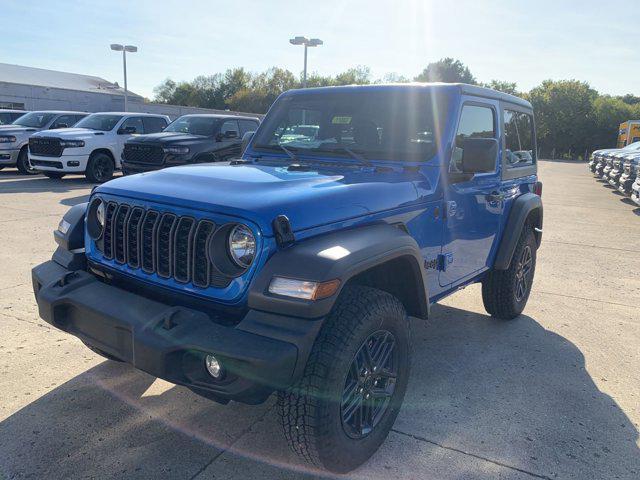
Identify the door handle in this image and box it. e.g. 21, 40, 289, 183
486, 191, 504, 202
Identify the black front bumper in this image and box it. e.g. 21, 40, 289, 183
32, 260, 323, 404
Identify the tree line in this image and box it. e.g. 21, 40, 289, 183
153, 58, 640, 159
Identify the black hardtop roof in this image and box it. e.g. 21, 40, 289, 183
283, 83, 532, 110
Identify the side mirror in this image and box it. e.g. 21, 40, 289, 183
225, 130, 239, 139
53, 123, 68, 129
460, 138, 498, 174
118, 126, 137, 135
241, 131, 254, 153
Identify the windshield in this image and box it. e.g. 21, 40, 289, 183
74, 114, 123, 131
12, 112, 57, 128
252, 90, 448, 162
164, 116, 219, 136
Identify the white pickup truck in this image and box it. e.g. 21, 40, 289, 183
29, 112, 170, 182
0, 111, 87, 174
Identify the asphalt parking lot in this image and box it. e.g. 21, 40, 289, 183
0, 160, 638, 480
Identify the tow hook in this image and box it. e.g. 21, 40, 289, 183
57, 271, 78, 287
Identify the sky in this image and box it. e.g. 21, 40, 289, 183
2, 0, 637, 99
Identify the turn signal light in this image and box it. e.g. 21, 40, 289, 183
268, 277, 341, 300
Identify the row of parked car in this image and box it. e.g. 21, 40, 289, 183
0, 109, 260, 182
588, 141, 640, 205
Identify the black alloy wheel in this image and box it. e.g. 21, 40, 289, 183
341, 330, 397, 439
514, 245, 533, 302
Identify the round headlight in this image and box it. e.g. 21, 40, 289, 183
96, 202, 105, 228
228, 224, 256, 268
87, 198, 105, 239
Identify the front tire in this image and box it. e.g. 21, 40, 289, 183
278, 285, 410, 473
482, 225, 537, 319
16, 148, 37, 175
85, 152, 114, 183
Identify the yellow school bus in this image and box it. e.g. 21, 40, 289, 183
617, 120, 640, 147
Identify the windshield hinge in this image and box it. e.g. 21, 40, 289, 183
273, 215, 295, 248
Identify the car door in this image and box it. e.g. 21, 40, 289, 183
439, 100, 503, 287
115, 116, 145, 166
217, 119, 241, 159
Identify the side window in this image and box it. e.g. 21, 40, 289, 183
51, 115, 78, 129
73, 115, 87, 126
220, 120, 240, 139
239, 120, 259, 135
143, 117, 168, 134
120, 116, 145, 134
504, 110, 535, 167
451, 104, 496, 172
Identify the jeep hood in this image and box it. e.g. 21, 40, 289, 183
96, 163, 422, 236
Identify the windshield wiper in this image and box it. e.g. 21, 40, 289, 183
253, 144, 301, 162
311, 145, 372, 167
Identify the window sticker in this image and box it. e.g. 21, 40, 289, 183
331, 116, 352, 125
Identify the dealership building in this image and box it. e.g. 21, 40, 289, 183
0, 63, 255, 119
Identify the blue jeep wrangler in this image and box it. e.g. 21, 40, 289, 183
32, 84, 542, 473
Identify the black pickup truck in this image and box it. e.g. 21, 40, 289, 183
121, 114, 260, 174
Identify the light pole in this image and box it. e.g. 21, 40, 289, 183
289, 36, 323, 88
110, 43, 138, 111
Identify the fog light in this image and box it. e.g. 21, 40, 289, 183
205, 354, 222, 378
67, 161, 80, 167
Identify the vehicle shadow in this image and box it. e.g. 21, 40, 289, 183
0, 305, 638, 479
0, 170, 120, 197
0, 171, 91, 194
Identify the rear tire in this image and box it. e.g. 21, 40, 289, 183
85, 152, 114, 183
43, 171, 65, 179
16, 147, 37, 175
482, 225, 537, 319
278, 285, 410, 473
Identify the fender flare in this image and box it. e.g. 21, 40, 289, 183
248, 224, 429, 319
52, 202, 87, 271
493, 193, 543, 270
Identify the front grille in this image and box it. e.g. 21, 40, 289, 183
99, 202, 230, 289
30, 159, 63, 169
29, 137, 63, 157
123, 144, 165, 165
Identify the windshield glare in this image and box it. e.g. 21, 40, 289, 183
164, 116, 219, 136
12, 112, 57, 128
74, 114, 123, 131
252, 91, 447, 162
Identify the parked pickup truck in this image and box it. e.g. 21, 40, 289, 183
29, 112, 170, 182
618, 153, 640, 195
608, 151, 630, 187
591, 142, 640, 176
31, 84, 542, 473
0, 111, 87, 174
121, 114, 260, 174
